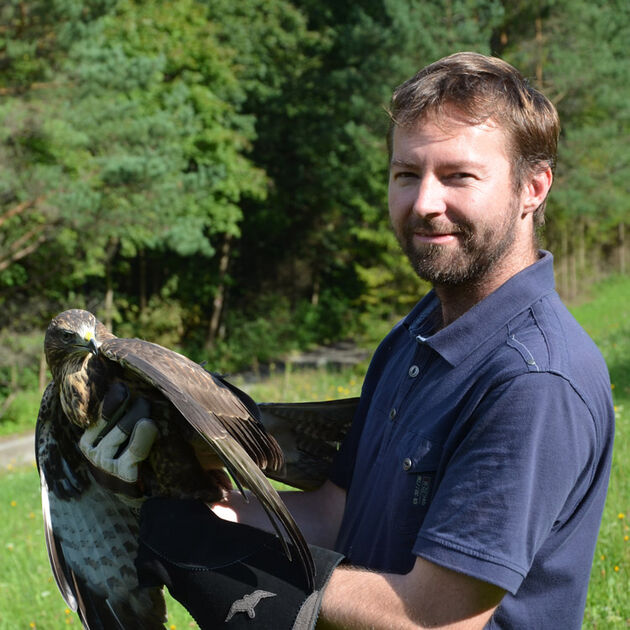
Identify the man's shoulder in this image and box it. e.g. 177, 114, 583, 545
489, 291, 613, 423
525, 291, 608, 374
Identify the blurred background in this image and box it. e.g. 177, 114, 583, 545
0, 0, 628, 411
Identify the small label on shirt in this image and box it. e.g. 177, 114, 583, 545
413, 474, 432, 507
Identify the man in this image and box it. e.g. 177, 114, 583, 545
222, 52, 614, 628
86, 52, 615, 628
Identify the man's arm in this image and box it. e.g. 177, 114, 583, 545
217, 482, 504, 629
318, 556, 505, 630
214, 479, 347, 549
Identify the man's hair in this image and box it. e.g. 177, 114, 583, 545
387, 51, 560, 226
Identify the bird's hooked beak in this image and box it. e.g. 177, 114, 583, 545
84, 331, 99, 356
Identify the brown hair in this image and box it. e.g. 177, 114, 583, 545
387, 52, 559, 225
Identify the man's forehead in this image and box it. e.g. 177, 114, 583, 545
390, 113, 509, 160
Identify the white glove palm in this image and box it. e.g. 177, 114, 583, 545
79, 395, 158, 495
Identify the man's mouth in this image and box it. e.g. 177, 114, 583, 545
413, 231, 458, 244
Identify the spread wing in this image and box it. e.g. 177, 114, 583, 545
36, 383, 166, 630
99, 337, 315, 589
258, 397, 359, 490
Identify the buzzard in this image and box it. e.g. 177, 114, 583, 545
36, 308, 358, 629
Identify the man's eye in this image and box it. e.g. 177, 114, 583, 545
394, 171, 418, 180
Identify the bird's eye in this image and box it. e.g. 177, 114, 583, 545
61, 331, 75, 342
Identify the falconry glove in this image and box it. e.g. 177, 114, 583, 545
136, 497, 344, 629
79, 386, 158, 497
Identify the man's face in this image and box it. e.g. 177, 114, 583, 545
388, 116, 530, 287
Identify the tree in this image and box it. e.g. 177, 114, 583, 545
497, 0, 630, 296
223, 0, 505, 331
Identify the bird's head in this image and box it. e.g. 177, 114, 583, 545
44, 309, 108, 378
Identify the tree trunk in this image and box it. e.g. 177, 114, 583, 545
103, 238, 119, 330
206, 233, 233, 349
311, 277, 320, 306
139, 250, 147, 312
577, 221, 586, 293
591, 243, 600, 282
569, 249, 577, 300
39, 350, 48, 393
619, 222, 626, 275
558, 227, 569, 298
104, 279, 114, 331
535, 15, 544, 86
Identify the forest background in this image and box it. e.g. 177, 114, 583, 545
0, 0, 628, 424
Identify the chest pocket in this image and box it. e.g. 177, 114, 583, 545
391, 433, 443, 536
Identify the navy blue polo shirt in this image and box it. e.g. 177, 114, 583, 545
330, 251, 614, 628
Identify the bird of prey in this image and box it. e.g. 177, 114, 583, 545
36, 308, 357, 629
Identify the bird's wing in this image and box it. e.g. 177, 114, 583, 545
258, 397, 359, 490
100, 337, 315, 589
102, 338, 282, 469
36, 383, 166, 629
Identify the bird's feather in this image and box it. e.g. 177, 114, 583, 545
36, 379, 166, 628
259, 397, 359, 490
98, 337, 311, 572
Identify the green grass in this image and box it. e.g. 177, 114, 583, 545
232, 361, 365, 403
571, 276, 630, 628
0, 389, 42, 438
0, 274, 627, 627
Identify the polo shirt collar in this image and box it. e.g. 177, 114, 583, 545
403, 251, 556, 366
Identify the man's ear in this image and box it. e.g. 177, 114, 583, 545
521, 166, 553, 216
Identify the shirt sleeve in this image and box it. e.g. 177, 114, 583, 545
414, 371, 599, 594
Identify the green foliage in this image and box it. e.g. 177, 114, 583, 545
201, 295, 308, 373
500, 0, 630, 268
0, 0, 628, 399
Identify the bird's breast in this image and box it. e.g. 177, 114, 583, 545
59, 355, 105, 428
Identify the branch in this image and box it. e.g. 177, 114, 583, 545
0, 82, 63, 96
0, 228, 47, 272
0, 392, 17, 420
7, 225, 44, 254
0, 195, 45, 229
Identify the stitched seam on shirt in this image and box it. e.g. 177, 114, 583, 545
546, 369, 602, 492
506, 333, 540, 372
416, 532, 528, 578
529, 301, 554, 368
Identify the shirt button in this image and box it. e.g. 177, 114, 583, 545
402, 458, 412, 471
408, 365, 420, 378
389, 408, 397, 420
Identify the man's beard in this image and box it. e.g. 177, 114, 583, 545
395, 200, 520, 287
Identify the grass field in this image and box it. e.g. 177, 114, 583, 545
571, 276, 630, 628
0, 274, 628, 628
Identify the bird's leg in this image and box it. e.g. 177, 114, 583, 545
92, 382, 130, 447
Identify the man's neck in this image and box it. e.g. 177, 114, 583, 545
433, 249, 539, 328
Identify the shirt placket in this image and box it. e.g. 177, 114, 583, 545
377, 338, 434, 459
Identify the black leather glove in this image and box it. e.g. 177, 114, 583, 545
136, 498, 344, 629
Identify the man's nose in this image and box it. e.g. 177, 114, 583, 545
412, 175, 446, 218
